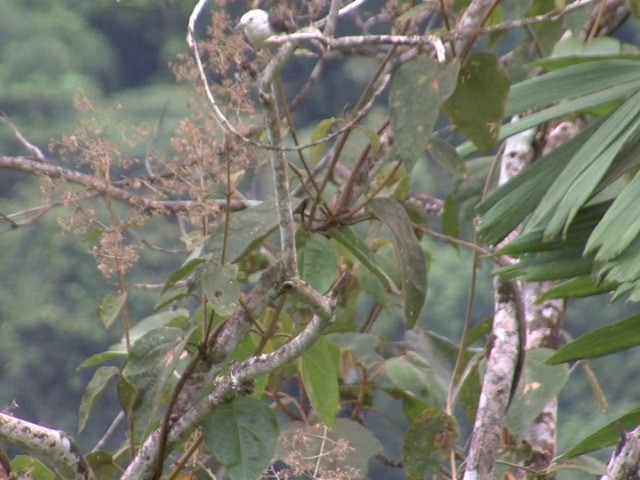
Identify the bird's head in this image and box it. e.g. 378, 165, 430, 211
235, 9, 294, 49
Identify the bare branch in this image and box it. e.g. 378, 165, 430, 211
0, 413, 95, 480
0, 155, 254, 214
0, 112, 46, 162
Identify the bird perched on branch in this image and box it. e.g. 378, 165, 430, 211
235, 9, 296, 49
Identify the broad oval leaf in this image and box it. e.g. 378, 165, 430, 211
203, 198, 304, 264
300, 233, 339, 294
202, 264, 240, 317
390, 56, 460, 171
203, 396, 279, 480
329, 226, 399, 295
385, 352, 446, 408
369, 198, 428, 326
121, 327, 188, 438
402, 407, 459, 480
97, 291, 127, 329
506, 348, 569, 440
299, 337, 340, 426
442, 52, 509, 152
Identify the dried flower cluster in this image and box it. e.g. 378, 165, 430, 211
273, 424, 362, 480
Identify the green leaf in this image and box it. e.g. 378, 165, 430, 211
327, 332, 384, 368
402, 407, 459, 480
97, 291, 127, 328
276, 419, 383, 474
529, 90, 640, 238
121, 327, 188, 437
442, 194, 460, 241
117, 375, 137, 425
425, 136, 468, 179
536, 276, 615, 302
385, 352, 446, 408
478, 127, 596, 245
85, 451, 118, 480
442, 52, 510, 152
458, 59, 640, 157
369, 198, 428, 326
329, 226, 399, 294
407, 328, 481, 422
547, 313, 640, 364
390, 56, 460, 170
586, 169, 640, 261
202, 397, 279, 480
506, 349, 570, 440
359, 126, 381, 157
299, 337, 340, 426
78, 366, 120, 434
202, 264, 240, 317
162, 257, 207, 293
300, 233, 339, 294
154, 285, 189, 311
310, 118, 338, 165
10, 456, 58, 480
562, 406, 640, 458
204, 198, 304, 264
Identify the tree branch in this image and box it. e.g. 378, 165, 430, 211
0, 413, 95, 480
0, 155, 253, 214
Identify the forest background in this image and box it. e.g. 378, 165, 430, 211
1, 0, 640, 479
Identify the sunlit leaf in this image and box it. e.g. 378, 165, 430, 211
203, 397, 279, 480
369, 198, 428, 326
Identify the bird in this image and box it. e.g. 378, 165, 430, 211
235, 9, 295, 49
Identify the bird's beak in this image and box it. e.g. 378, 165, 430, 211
234, 22, 245, 32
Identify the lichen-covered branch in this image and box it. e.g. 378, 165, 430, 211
0, 413, 95, 480
120, 272, 337, 480
462, 280, 521, 480
602, 427, 640, 480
